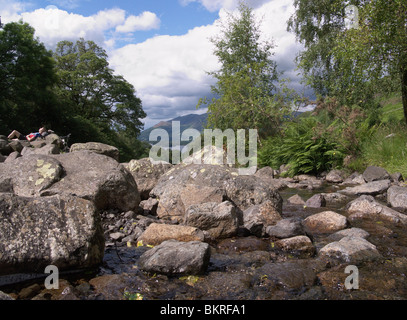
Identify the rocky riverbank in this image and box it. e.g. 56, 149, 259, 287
1, 137, 407, 300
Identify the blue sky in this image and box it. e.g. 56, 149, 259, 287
1, 0, 307, 129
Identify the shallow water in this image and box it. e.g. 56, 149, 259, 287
2, 184, 407, 300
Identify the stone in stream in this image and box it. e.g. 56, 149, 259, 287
138, 240, 211, 276
302, 211, 348, 234
319, 236, 381, 264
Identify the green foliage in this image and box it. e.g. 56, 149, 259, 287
0, 21, 60, 134
359, 124, 407, 178
198, 2, 298, 138
289, 0, 407, 123
53, 39, 146, 137
259, 117, 345, 176
0, 22, 147, 161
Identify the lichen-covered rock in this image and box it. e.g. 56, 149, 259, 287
124, 158, 172, 200
45, 151, 141, 212
184, 201, 238, 239
0, 154, 64, 197
0, 193, 105, 275
70, 142, 120, 161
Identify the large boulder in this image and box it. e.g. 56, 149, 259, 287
150, 164, 235, 222
138, 240, 211, 276
339, 179, 391, 196
70, 142, 120, 161
243, 200, 283, 237
45, 151, 140, 212
0, 154, 64, 197
345, 195, 407, 225
184, 201, 238, 239
387, 185, 407, 211
223, 175, 283, 213
149, 163, 283, 224
319, 236, 381, 264
362, 166, 390, 182
0, 151, 141, 212
303, 211, 348, 234
124, 158, 173, 200
0, 193, 105, 275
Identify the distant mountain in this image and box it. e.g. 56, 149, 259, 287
138, 113, 208, 146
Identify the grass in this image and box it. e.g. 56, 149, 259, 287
350, 94, 407, 177
359, 124, 407, 177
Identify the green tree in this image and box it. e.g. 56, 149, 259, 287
0, 21, 60, 134
53, 39, 146, 138
287, 0, 375, 107
198, 2, 292, 138
333, 0, 407, 124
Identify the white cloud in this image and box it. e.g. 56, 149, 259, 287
1, 4, 160, 49
116, 11, 160, 33
109, 23, 220, 126
180, 0, 271, 12
111, 0, 304, 128
1, 0, 306, 129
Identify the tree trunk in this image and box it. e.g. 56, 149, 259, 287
402, 66, 407, 125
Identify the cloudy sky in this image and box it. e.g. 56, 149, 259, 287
1, 0, 308, 129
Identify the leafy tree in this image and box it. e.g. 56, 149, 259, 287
0, 21, 60, 134
198, 2, 293, 138
287, 0, 375, 107
53, 39, 146, 142
333, 0, 407, 124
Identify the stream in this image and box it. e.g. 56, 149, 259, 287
2, 183, 407, 300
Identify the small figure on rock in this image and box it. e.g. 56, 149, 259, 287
8, 127, 50, 142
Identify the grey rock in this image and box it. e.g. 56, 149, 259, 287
305, 194, 326, 208
363, 166, 390, 182
70, 142, 120, 161
387, 185, 407, 211
184, 201, 238, 239
327, 227, 370, 242
124, 158, 173, 200
287, 194, 305, 205
138, 240, 211, 275
44, 151, 141, 212
339, 179, 391, 196
346, 195, 407, 225
243, 200, 282, 237
303, 211, 348, 234
319, 236, 381, 264
274, 235, 316, 258
325, 169, 344, 183
0, 291, 14, 300
0, 154, 64, 197
0, 193, 105, 275
266, 217, 304, 238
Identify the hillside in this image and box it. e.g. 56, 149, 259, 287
138, 113, 208, 146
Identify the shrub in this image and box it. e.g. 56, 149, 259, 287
259, 117, 345, 176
